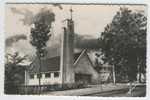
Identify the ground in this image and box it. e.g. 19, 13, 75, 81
42, 83, 146, 97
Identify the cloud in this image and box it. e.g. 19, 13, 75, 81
5, 33, 100, 61
52, 3, 63, 10
74, 34, 100, 50
11, 7, 34, 25
19, 9, 34, 25
11, 7, 24, 15
39, 33, 100, 59
10, 7, 55, 26
5, 34, 27, 47
12, 39, 36, 56
33, 8, 55, 27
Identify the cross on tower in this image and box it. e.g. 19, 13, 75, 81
70, 7, 73, 20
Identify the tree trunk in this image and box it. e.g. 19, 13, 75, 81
112, 64, 116, 84
139, 72, 141, 83
38, 55, 41, 95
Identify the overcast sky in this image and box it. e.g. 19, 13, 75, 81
5, 4, 146, 56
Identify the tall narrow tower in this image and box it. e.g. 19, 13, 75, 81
60, 8, 75, 84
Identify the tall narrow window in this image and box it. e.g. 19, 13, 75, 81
37, 73, 42, 78
30, 74, 34, 79
45, 73, 51, 78
54, 72, 59, 77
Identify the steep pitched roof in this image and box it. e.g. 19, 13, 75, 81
74, 50, 99, 77
29, 51, 82, 73
29, 56, 60, 73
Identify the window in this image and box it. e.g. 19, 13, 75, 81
45, 73, 51, 78
37, 73, 42, 78
54, 72, 59, 77
30, 74, 34, 79
103, 67, 106, 70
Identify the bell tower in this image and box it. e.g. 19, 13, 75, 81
60, 7, 75, 84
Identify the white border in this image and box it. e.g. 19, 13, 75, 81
0, 0, 149, 100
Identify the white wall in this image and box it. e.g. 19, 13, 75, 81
27, 72, 62, 85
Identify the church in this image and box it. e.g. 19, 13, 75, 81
24, 10, 100, 86
25, 49, 100, 86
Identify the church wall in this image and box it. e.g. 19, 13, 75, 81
27, 71, 62, 85
74, 53, 99, 83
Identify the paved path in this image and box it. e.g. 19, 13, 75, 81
88, 85, 146, 97
43, 83, 129, 96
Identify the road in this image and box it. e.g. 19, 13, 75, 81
85, 85, 146, 97
43, 83, 146, 97
43, 83, 128, 96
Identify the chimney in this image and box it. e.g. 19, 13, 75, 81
60, 17, 75, 84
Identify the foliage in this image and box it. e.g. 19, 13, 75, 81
5, 52, 27, 94
30, 9, 55, 57
99, 7, 146, 82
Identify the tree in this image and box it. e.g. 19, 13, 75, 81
5, 52, 27, 94
94, 53, 103, 72
99, 7, 146, 83
30, 9, 55, 94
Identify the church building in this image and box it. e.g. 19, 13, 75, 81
24, 9, 99, 86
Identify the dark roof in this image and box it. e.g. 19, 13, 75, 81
29, 52, 82, 73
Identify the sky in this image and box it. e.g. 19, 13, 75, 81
5, 4, 147, 57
